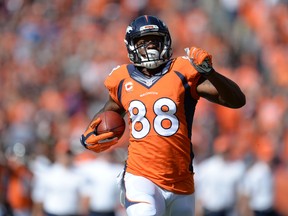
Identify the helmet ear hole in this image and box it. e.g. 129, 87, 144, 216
125, 15, 172, 69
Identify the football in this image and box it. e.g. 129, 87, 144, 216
96, 111, 125, 139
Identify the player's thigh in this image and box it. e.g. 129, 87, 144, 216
168, 193, 195, 216
124, 172, 166, 216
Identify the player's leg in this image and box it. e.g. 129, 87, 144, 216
167, 193, 195, 216
124, 172, 166, 216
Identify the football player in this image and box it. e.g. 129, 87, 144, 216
81, 15, 246, 216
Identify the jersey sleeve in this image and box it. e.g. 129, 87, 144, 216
104, 65, 128, 107
174, 56, 202, 100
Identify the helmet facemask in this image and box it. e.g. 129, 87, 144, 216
132, 35, 169, 69
125, 15, 172, 69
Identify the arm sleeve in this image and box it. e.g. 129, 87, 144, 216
104, 65, 127, 108
174, 57, 202, 100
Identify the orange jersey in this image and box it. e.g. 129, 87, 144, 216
104, 56, 201, 194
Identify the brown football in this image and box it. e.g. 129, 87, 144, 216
96, 111, 125, 139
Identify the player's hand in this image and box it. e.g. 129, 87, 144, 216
185, 47, 213, 76
80, 118, 118, 153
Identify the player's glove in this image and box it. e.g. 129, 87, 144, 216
185, 47, 213, 76
80, 118, 118, 153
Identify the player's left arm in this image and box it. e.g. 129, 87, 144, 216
196, 71, 246, 108
185, 47, 246, 108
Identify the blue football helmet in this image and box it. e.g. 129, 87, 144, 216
125, 15, 172, 69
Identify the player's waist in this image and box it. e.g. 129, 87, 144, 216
125, 167, 195, 194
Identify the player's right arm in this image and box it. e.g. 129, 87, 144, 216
80, 97, 124, 153
81, 64, 127, 153
94, 96, 126, 119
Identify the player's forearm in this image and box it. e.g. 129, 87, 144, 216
206, 69, 246, 108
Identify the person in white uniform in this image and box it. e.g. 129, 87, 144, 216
78, 150, 124, 216
194, 134, 246, 216
32, 146, 87, 216
239, 135, 280, 216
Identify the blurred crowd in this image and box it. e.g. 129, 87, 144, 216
0, 0, 288, 216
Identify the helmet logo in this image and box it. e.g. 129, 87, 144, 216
140, 25, 159, 31
126, 26, 133, 33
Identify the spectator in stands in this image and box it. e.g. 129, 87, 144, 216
5, 143, 33, 216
